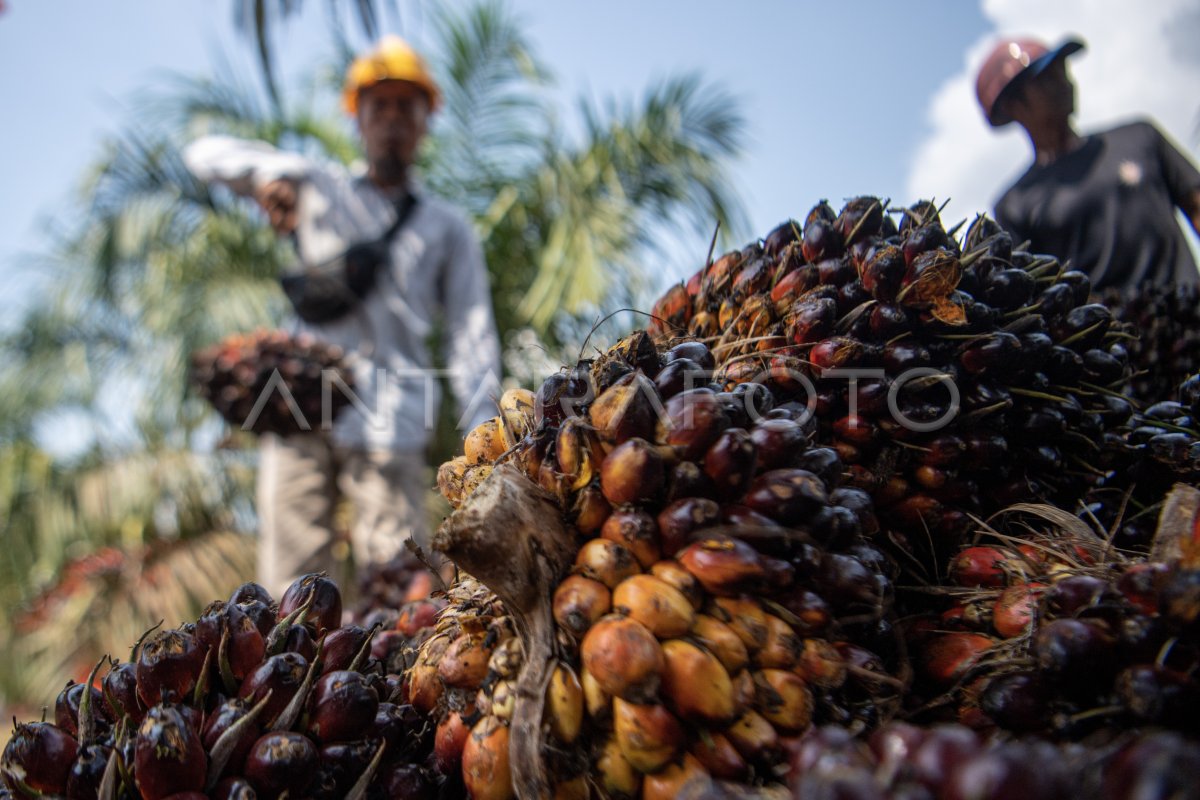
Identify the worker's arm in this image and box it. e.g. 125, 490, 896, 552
182, 135, 315, 235
1147, 123, 1200, 237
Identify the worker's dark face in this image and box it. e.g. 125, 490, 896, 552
357, 80, 430, 183
1007, 58, 1076, 126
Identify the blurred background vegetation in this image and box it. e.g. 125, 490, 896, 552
0, 0, 745, 713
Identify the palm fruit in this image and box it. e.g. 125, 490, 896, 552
426, 328, 904, 799
905, 505, 1200, 741
788, 722, 1200, 800
190, 329, 355, 436
2, 572, 439, 800
645, 200, 1133, 575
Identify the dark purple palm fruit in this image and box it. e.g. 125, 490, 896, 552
763, 219, 802, 260
278, 573, 342, 636
982, 268, 1037, 312
906, 724, 982, 791
702, 428, 759, 502
860, 243, 907, 302
1180, 373, 1200, 417
230, 582, 277, 639
321, 625, 373, 675
964, 213, 1004, 251
1055, 303, 1113, 351
244, 732, 318, 799
306, 671, 380, 744
868, 303, 911, 339
380, 763, 437, 800
801, 217, 845, 264
317, 740, 377, 797
1116, 664, 1200, 727
1034, 618, 1118, 699
816, 256, 858, 287
835, 196, 885, 246
903, 222, 956, 266
748, 418, 807, 472
787, 295, 838, 345
373, 703, 427, 761
134, 705, 206, 800
656, 388, 730, 461
211, 777, 257, 800
1100, 732, 1200, 800
282, 623, 318, 662
65, 743, 111, 800
135, 629, 206, 707
979, 672, 1050, 732
1056, 270, 1091, 306
654, 357, 708, 401
197, 601, 267, 684
666, 340, 716, 373
238, 652, 309, 727
958, 332, 1022, 377
898, 199, 942, 235
103, 660, 143, 724
1037, 282, 1075, 318
731, 255, 774, 301
741, 469, 829, 526
55, 681, 112, 739
202, 698, 264, 784
1, 721, 78, 796
195, 600, 231, 653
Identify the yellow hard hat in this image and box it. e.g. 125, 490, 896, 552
342, 35, 441, 116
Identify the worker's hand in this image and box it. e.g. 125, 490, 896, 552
255, 178, 299, 236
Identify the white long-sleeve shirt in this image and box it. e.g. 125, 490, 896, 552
183, 135, 502, 453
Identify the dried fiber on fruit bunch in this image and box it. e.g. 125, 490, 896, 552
191, 329, 354, 437
2, 573, 442, 799
788, 722, 1200, 800
428, 335, 906, 799
1087, 371, 1200, 552
647, 198, 1130, 571
906, 501, 1200, 742
1100, 282, 1200, 408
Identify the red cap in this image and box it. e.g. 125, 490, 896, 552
976, 37, 1085, 126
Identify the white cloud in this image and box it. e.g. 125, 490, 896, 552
906, 0, 1200, 232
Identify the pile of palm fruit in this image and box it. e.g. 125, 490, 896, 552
9, 196, 1200, 799
2, 574, 444, 799
191, 330, 354, 436
1100, 282, 1200, 407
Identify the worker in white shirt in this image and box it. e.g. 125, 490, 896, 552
184, 36, 501, 598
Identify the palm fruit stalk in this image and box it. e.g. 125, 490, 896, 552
647, 198, 1130, 575
190, 329, 354, 437
428, 331, 906, 798
2, 572, 441, 799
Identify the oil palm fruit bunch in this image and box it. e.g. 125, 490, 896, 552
2, 572, 440, 799
190, 330, 354, 437
905, 506, 1200, 742
646, 199, 1129, 570
787, 722, 1200, 800
429, 332, 906, 799
1100, 282, 1200, 408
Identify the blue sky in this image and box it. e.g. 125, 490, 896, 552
1, 0, 1197, 312
0, 0, 989, 306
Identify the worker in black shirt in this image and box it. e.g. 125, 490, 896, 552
976, 36, 1200, 291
